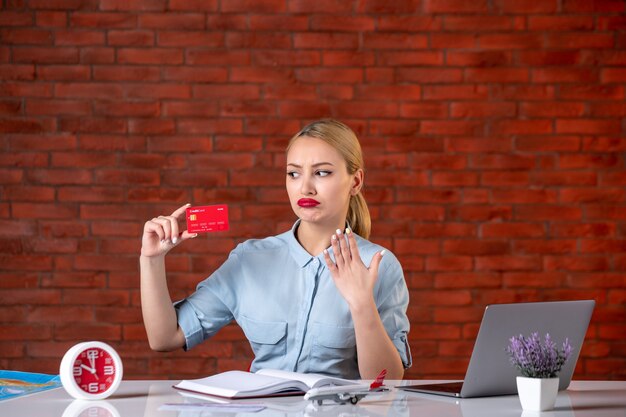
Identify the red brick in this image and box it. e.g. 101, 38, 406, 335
518, 51, 581, 66
424, 0, 488, 13
556, 119, 621, 135
157, 31, 223, 47
491, 189, 558, 204
400, 187, 461, 203
545, 256, 610, 272
55, 324, 121, 341
12, 46, 78, 64
479, 34, 542, 50
26, 99, 91, 116
528, 15, 594, 30
545, 33, 614, 49
482, 223, 545, 238
423, 85, 489, 100
394, 239, 439, 256
561, 85, 624, 100
193, 85, 259, 100
248, 15, 307, 30
0, 11, 33, 26
117, 48, 183, 65
481, 171, 529, 186
562, 0, 625, 13
79, 46, 115, 64
287, 0, 352, 13
377, 15, 441, 32
36, 11, 67, 27
187, 50, 250, 66
368, 120, 420, 136
386, 205, 444, 221
426, 256, 473, 272
59, 117, 126, 134
450, 205, 512, 221
451, 102, 516, 118
435, 272, 502, 290
492, 120, 552, 135
55, 29, 105, 46
220, 0, 285, 12
99, 0, 165, 10
494, 0, 558, 13
0, 325, 53, 341
213, 136, 263, 152
598, 16, 626, 30
503, 272, 566, 288
1, 28, 52, 45
107, 30, 153, 46
294, 33, 360, 51
397, 68, 462, 83
514, 240, 577, 254
444, 16, 519, 31
410, 290, 472, 306
92, 66, 160, 81
310, 15, 375, 32
70, 12, 136, 28
126, 83, 191, 99
0, 99, 22, 114
3, 186, 55, 202
36, 65, 91, 81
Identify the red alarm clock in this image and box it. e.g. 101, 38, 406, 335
60, 341, 123, 400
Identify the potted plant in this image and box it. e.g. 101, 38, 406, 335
506, 332, 573, 411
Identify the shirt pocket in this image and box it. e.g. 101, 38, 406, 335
310, 322, 357, 377
239, 315, 288, 359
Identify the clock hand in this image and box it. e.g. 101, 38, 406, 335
80, 364, 96, 373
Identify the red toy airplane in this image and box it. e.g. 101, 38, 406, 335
304, 369, 389, 405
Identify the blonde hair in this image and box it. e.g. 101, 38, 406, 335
287, 119, 371, 239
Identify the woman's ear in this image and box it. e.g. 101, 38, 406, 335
350, 169, 364, 196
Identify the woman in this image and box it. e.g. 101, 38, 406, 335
140, 119, 411, 380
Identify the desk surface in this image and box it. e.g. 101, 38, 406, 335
1, 380, 625, 417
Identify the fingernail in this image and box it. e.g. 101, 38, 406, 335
331, 234, 336, 241
336, 228, 342, 235
345, 227, 351, 234
172, 237, 178, 244
192, 233, 198, 238
381, 249, 386, 257
323, 249, 328, 255
186, 203, 191, 206
160, 239, 166, 245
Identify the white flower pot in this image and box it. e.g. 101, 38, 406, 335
516, 376, 559, 411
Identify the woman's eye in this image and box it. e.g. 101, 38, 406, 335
287, 171, 300, 179
316, 170, 331, 177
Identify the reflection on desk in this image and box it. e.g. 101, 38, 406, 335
1, 380, 625, 417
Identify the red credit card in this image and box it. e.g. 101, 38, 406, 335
186, 205, 229, 233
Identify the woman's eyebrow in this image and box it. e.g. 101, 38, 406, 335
286, 162, 335, 168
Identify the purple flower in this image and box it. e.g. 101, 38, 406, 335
505, 332, 574, 378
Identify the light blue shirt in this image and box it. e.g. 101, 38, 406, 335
175, 221, 412, 379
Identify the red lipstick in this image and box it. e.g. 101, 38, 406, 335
298, 198, 320, 208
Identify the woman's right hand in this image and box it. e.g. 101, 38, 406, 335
141, 203, 197, 258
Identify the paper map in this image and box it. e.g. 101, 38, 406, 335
0, 370, 62, 401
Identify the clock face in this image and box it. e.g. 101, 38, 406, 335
60, 341, 123, 400
72, 347, 117, 394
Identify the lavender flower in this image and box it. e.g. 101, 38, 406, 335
506, 332, 573, 378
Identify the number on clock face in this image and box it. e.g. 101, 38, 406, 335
72, 347, 116, 394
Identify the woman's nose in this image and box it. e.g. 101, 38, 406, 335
300, 175, 316, 195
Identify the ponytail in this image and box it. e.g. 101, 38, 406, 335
348, 193, 371, 240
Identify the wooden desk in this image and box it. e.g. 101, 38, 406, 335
1, 380, 625, 416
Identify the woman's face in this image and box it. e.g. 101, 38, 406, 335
286, 136, 361, 228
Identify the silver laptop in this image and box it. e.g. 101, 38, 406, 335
398, 300, 595, 398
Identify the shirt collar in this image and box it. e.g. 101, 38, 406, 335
287, 219, 331, 268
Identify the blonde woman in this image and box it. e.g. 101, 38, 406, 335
140, 119, 411, 379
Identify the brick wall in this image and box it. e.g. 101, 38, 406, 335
1, 0, 625, 380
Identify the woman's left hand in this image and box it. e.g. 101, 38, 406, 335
323, 228, 384, 311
